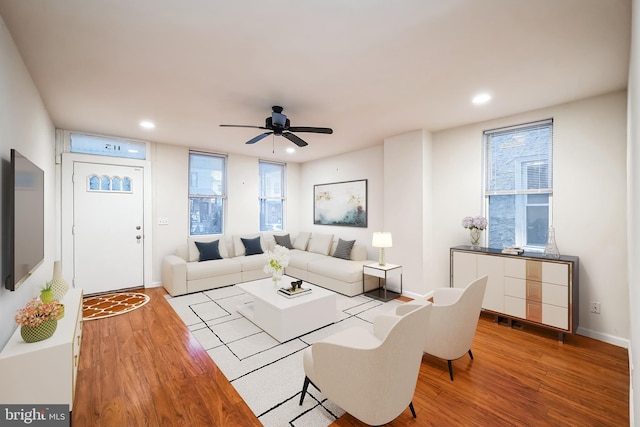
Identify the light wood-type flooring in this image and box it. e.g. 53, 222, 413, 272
73, 286, 629, 426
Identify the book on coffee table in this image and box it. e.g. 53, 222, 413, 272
278, 286, 312, 298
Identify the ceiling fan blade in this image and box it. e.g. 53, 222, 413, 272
220, 124, 269, 129
246, 132, 272, 144
287, 126, 333, 134
282, 132, 308, 147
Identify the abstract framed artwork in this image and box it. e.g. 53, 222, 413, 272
314, 179, 367, 227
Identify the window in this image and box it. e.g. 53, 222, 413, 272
70, 133, 146, 159
484, 119, 553, 250
259, 161, 285, 231
189, 152, 226, 235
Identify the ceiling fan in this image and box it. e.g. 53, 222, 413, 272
220, 106, 333, 147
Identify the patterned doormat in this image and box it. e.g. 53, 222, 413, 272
83, 292, 150, 320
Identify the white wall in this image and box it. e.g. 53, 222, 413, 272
628, 0, 639, 422
432, 91, 629, 344
298, 145, 384, 260
0, 17, 56, 348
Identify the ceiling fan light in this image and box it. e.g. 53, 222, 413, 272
272, 112, 287, 127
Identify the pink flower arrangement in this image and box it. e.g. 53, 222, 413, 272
462, 216, 488, 230
15, 298, 62, 327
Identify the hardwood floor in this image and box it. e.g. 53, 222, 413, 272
73, 287, 629, 426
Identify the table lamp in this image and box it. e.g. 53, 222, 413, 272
372, 232, 392, 266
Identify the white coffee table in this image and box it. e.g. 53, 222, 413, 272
236, 276, 338, 342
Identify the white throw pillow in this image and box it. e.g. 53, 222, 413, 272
187, 236, 228, 261
293, 232, 311, 250
307, 233, 334, 255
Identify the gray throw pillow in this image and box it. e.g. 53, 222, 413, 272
274, 234, 294, 249
241, 236, 264, 256
333, 239, 355, 260
195, 240, 223, 261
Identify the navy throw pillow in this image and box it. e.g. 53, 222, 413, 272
241, 237, 264, 256
195, 240, 222, 261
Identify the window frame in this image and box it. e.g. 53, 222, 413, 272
188, 151, 227, 236
483, 119, 554, 251
258, 160, 286, 232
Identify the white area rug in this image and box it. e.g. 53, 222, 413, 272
165, 284, 403, 427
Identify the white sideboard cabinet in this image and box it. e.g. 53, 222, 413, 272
0, 288, 83, 410
451, 246, 578, 340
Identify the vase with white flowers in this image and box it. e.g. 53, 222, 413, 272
462, 216, 488, 249
263, 245, 290, 288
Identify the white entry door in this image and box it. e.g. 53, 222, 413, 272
73, 162, 144, 294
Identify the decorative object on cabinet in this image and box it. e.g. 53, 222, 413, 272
299, 301, 432, 425
49, 260, 70, 299
15, 297, 63, 343
450, 246, 578, 341
543, 226, 561, 259
39, 282, 55, 303
1, 289, 83, 409
371, 231, 392, 266
461, 216, 487, 249
423, 276, 487, 380
314, 179, 367, 227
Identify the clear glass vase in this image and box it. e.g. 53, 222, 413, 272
544, 227, 560, 258
469, 228, 482, 249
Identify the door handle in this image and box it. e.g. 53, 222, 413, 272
136, 235, 142, 240
136, 225, 141, 230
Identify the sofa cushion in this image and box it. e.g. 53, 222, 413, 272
288, 249, 327, 270
333, 238, 355, 260
233, 233, 262, 257
195, 240, 222, 261
241, 236, 264, 256
293, 232, 311, 250
235, 254, 268, 271
308, 233, 333, 255
188, 236, 228, 261
186, 258, 241, 281
274, 233, 294, 249
308, 257, 369, 283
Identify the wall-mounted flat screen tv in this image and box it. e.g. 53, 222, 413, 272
5, 149, 45, 291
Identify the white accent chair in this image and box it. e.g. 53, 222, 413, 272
299, 301, 432, 425
423, 275, 488, 381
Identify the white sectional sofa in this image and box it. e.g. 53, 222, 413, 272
161, 232, 377, 297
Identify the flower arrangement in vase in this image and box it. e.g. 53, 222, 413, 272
263, 245, 290, 288
462, 216, 488, 249
15, 298, 63, 343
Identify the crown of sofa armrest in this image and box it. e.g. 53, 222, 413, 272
162, 254, 187, 296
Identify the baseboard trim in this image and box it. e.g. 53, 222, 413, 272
576, 326, 630, 348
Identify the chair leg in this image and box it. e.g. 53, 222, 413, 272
447, 360, 454, 381
468, 349, 474, 360
299, 376, 310, 405
409, 401, 417, 418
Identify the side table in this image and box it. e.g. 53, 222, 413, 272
363, 263, 402, 302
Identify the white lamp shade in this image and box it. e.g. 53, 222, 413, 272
372, 232, 392, 248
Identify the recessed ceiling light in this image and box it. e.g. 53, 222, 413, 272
286, 147, 295, 154
139, 120, 156, 129
472, 93, 492, 105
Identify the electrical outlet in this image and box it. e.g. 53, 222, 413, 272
591, 301, 601, 314
158, 218, 169, 225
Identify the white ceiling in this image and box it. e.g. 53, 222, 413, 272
0, 0, 631, 163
